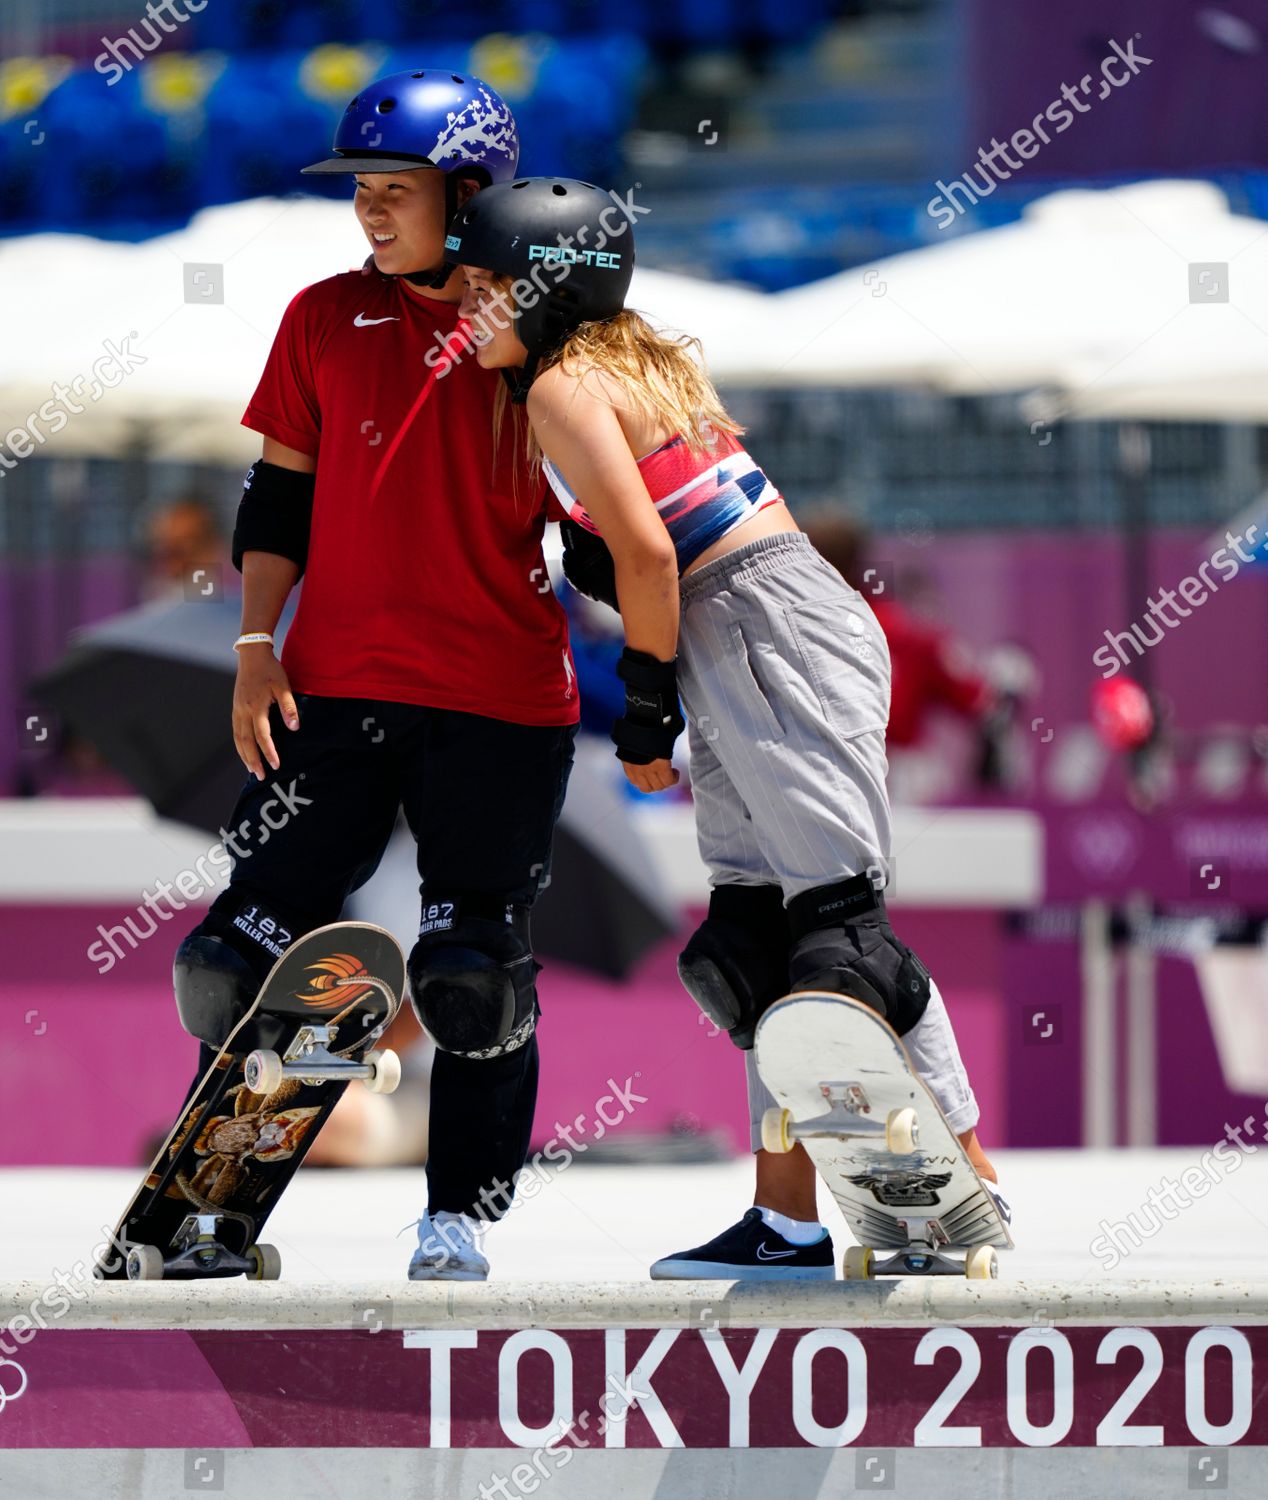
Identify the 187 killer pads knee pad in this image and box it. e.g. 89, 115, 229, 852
408, 897, 539, 1058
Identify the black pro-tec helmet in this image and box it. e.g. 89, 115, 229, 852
445, 177, 636, 401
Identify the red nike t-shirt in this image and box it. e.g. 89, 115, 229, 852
242, 265, 577, 726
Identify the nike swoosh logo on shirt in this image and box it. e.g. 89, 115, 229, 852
755, 1242, 798, 1260
354, 313, 401, 327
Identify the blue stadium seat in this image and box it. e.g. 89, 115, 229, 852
32, 70, 166, 228
745, 0, 828, 45
203, 54, 339, 206
392, 0, 508, 44
185, 2, 246, 51
277, 1, 384, 51
0, 31, 647, 232
0, 117, 43, 226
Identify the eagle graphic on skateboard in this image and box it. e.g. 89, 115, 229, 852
754, 991, 1013, 1279
96, 921, 406, 1282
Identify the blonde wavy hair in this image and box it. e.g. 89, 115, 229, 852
489, 284, 742, 490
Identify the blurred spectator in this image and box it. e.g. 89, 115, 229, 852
803, 513, 1012, 799
141, 496, 234, 602
805, 514, 993, 740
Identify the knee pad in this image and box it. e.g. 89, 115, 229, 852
409, 897, 538, 1059
677, 884, 790, 1050
173, 931, 265, 1049
786, 877, 931, 1036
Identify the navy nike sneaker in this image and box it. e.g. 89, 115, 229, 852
650, 1208, 834, 1280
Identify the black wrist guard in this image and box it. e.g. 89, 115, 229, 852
612, 648, 686, 764
231, 459, 316, 575
560, 517, 619, 610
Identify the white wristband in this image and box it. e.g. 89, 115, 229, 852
233, 632, 274, 652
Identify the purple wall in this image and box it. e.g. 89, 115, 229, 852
875, 527, 1268, 740
10, 894, 1256, 1165
0, 905, 1007, 1166
965, 1, 1268, 177
1003, 931, 1262, 1149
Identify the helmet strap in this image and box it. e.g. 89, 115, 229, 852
502, 300, 577, 403
502, 355, 540, 406
403, 172, 464, 288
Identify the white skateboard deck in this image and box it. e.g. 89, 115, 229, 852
754, 991, 1012, 1277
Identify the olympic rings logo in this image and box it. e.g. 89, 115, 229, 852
0, 1357, 29, 1411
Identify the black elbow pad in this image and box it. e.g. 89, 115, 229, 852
559, 516, 619, 610
232, 459, 316, 575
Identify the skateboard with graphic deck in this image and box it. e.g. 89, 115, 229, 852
753, 991, 1013, 1280
95, 921, 406, 1282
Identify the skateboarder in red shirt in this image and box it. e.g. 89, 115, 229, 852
170, 73, 577, 1281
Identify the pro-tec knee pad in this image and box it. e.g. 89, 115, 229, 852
786, 877, 931, 1036
677, 883, 791, 1049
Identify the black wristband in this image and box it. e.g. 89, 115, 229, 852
232, 459, 316, 575
612, 649, 686, 765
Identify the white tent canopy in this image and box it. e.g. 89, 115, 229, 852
2, 179, 1267, 462
0, 195, 769, 464
766, 178, 1268, 420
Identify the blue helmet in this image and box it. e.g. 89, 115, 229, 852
303, 69, 519, 184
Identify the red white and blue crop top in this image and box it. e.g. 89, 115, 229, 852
543, 429, 783, 573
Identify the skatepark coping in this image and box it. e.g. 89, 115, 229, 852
4, 1278, 1267, 1330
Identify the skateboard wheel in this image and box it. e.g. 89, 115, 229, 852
126, 1245, 165, 1282
964, 1245, 998, 1280
843, 1246, 875, 1280
760, 1106, 792, 1154
245, 1049, 285, 1096
363, 1047, 402, 1095
247, 1243, 282, 1281
885, 1107, 919, 1153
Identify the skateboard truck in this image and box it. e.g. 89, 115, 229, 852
845, 1215, 999, 1280
869, 1216, 963, 1277
125, 1214, 282, 1282
244, 977, 402, 1097
761, 1085, 920, 1155
845, 1217, 999, 1280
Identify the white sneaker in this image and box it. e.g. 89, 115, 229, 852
406, 1210, 490, 1281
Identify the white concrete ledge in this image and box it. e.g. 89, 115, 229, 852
5, 1278, 1266, 1331
0, 799, 1044, 908
634, 802, 1045, 907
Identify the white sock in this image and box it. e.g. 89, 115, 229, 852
757, 1206, 826, 1245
